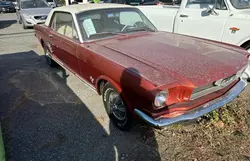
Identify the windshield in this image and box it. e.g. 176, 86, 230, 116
230, 0, 250, 9
47, 0, 54, 2
21, 0, 49, 9
77, 8, 157, 40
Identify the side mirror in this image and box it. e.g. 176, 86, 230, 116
206, 5, 218, 15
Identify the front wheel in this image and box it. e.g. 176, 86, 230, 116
246, 47, 250, 53
102, 83, 133, 131
242, 43, 250, 82
243, 42, 250, 53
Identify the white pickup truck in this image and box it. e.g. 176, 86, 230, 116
138, 0, 250, 52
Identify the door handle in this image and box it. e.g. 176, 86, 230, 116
180, 14, 189, 18
49, 34, 53, 38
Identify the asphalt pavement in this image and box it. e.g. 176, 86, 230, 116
0, 13, 161, 161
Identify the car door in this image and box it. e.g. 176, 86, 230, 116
49, 12, 81, 75
174, 0, 230, 42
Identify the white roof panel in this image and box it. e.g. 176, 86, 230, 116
53, 3, 135, 14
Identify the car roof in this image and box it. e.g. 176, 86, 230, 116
53, 3, 135, 14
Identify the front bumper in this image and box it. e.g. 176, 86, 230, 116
23, 17, 45, 26
135, 79, 247, 128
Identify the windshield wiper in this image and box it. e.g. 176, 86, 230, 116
90, 32, 120, 36
122, 27, 155, 33
88, 32, 121, 40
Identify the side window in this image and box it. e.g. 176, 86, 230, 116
50, 12, 79, 41
186, 0, 227, 10
215, 0, 227, 10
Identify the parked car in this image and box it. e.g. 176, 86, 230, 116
126, 0, 164, 5
104, 0, 181, 5
0, 1, 16, 13
46, 0, 56, 7
16, 0, 52, 29
35, 4, 249, 130
138, 0, 250, 52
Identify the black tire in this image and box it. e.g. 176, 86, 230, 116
242, 42, 250, 52
44, 46, 57, 67
242, 43, 250, 82
102, 83, 133, 131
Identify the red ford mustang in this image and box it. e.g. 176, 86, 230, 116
35, 4, 249, 130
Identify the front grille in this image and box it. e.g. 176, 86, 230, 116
190, 75, 238, 100
34, 15, 47, 20
192, 83, 214, 94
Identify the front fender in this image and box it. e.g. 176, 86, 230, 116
95, 75, 122, 94
95, 75, 135, 115
222, 19, 250, 47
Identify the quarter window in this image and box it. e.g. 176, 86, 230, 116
50, 12, 79, 41
186, 0, 227, 10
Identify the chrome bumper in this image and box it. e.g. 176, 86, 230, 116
134, 79, 247, 128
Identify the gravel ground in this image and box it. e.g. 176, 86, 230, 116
1, 13, 250, 161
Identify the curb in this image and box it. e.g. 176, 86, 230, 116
0, 124, 6, 161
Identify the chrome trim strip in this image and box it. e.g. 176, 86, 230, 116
51, 56, 97, 93
75, 73, 97, 91
191, 75, 238, 100
134, 79, 247, 128
190, 85, 223, 100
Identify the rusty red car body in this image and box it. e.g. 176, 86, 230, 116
35, 4, 249, 129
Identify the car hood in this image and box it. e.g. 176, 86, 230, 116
96, 32, 248, 87
20, 8, 51, 16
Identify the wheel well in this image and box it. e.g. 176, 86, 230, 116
241, 40, 250, 49
97, 79, 107, 95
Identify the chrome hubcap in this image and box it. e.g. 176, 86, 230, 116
108, 92, 127, 121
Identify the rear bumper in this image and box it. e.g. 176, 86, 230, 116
134, 79, 247, 128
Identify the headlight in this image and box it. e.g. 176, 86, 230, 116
154, 91, 168, 108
